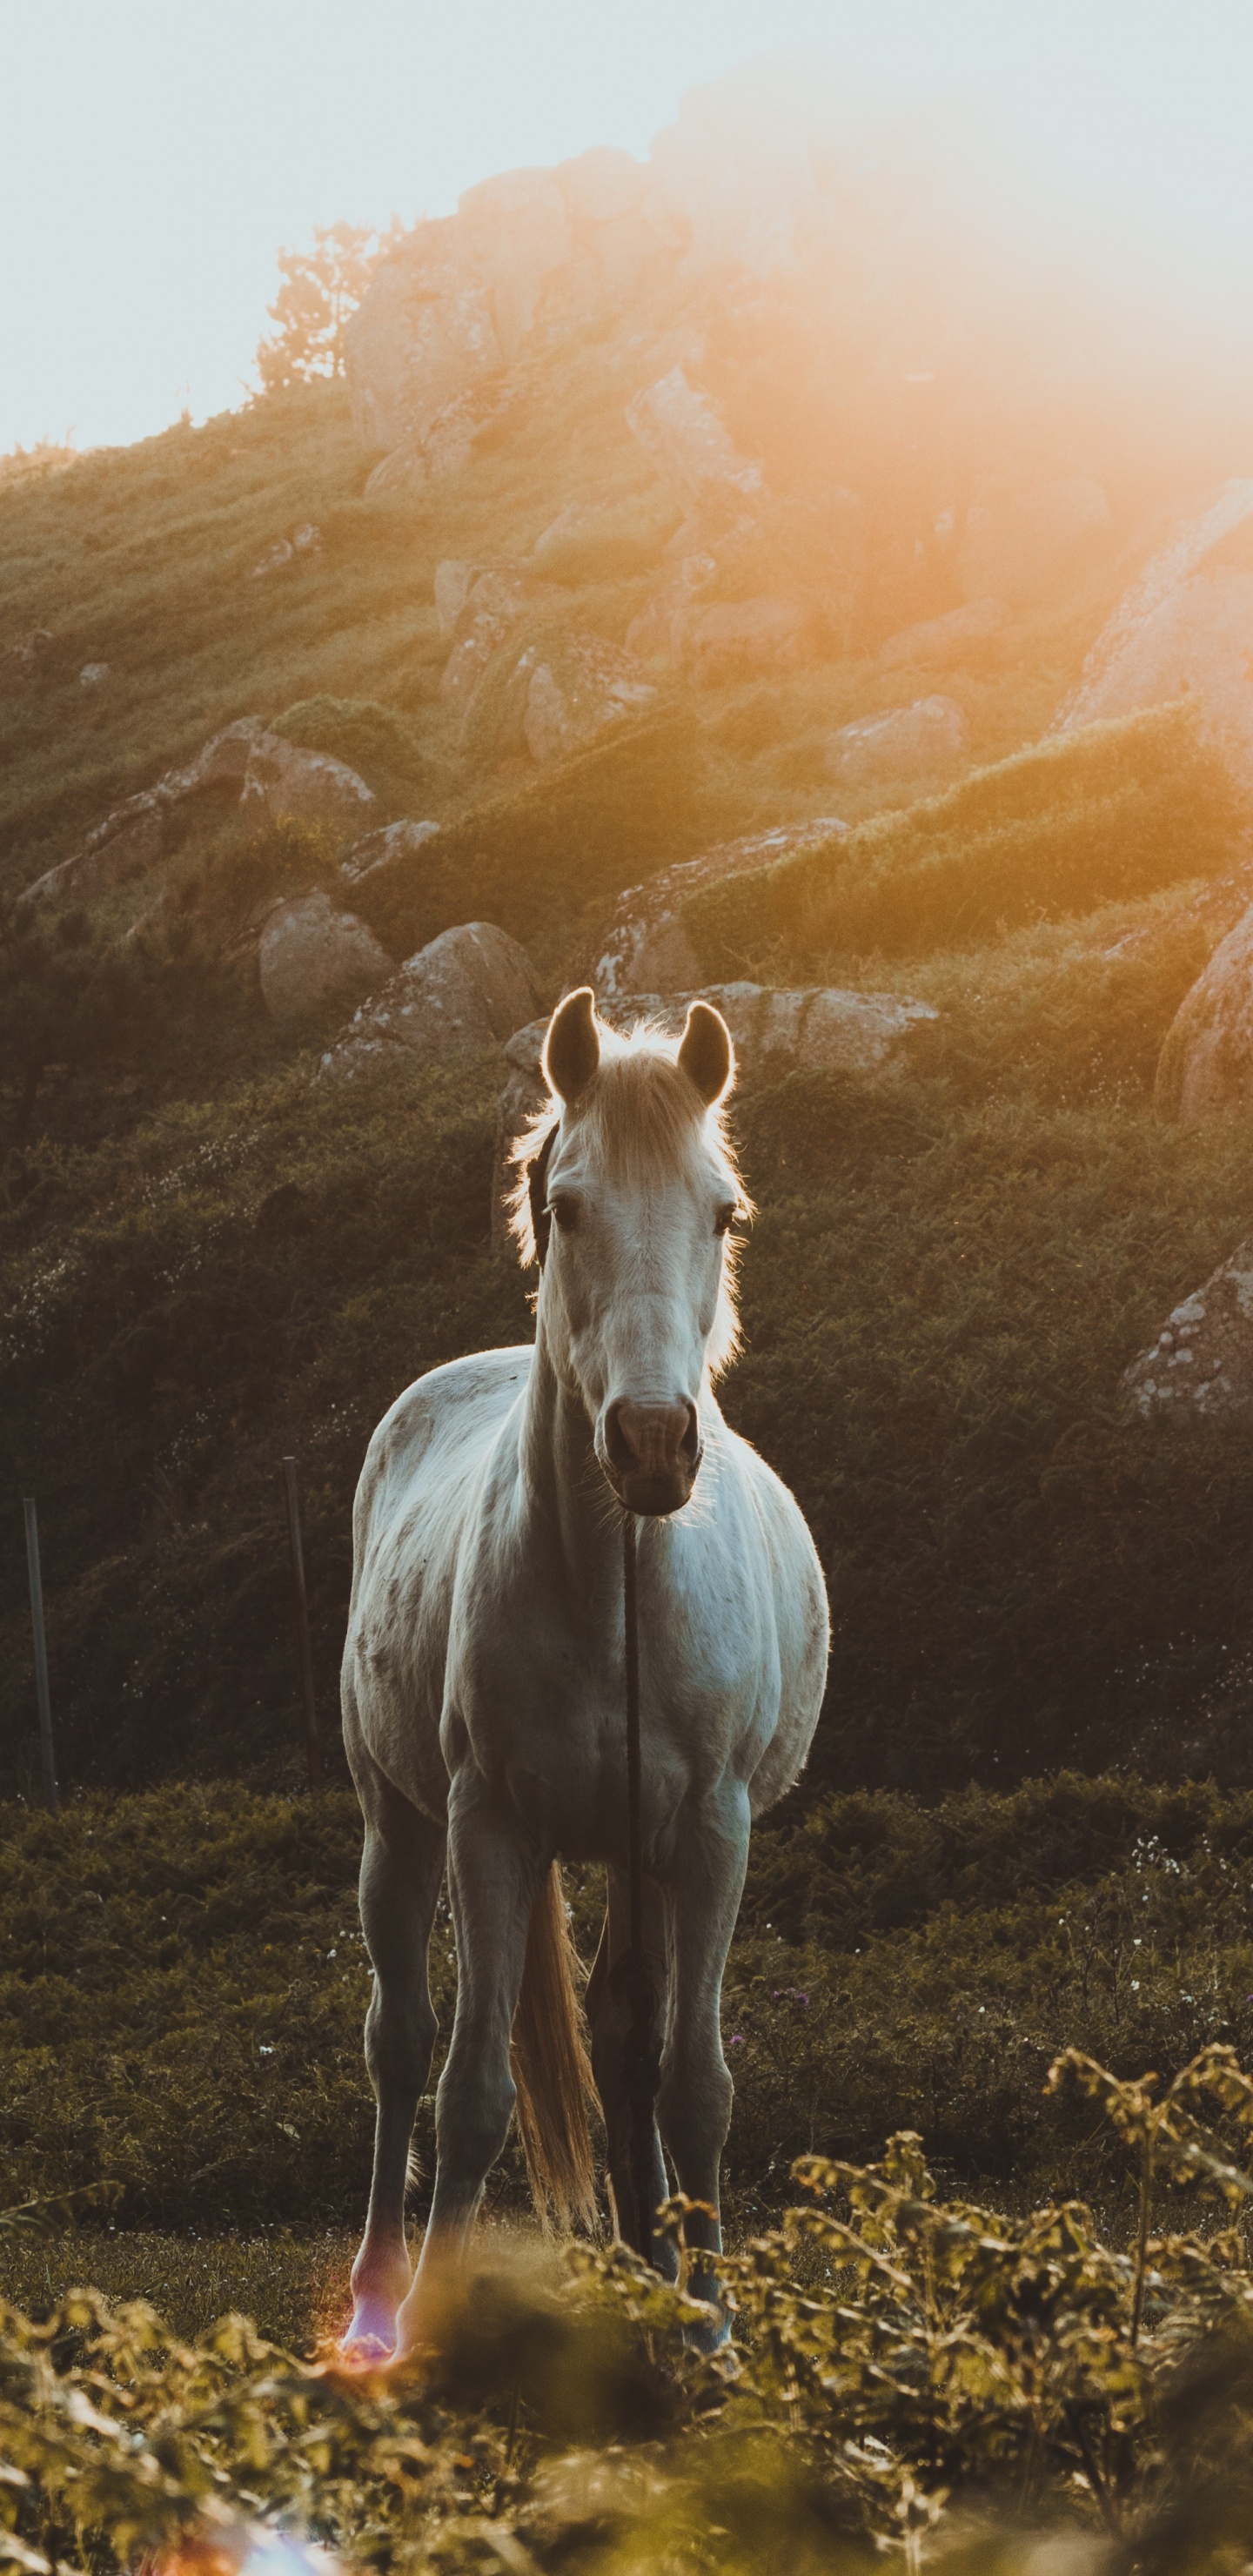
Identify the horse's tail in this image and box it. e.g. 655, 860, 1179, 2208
511, 1861, 598, 2231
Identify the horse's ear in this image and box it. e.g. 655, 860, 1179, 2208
678, 999, 734, 1106
544, 987, 600, 1103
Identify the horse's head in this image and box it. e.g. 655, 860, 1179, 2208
515, 988, 747, 1517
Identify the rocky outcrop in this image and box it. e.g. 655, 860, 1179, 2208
258, 892, 392, 1026
323, 921, 543, 1078
957, 478, 1109, 609
516, 632, 657, 763
531, 489, 680, 583
492, 977, 936, 1237
79, 663, 110, 688
880, 597, 1008, 670
1124, 1241, 1253, 1421
438, 568, 560, 716
23, 718, 267, 906
826, 695, 968, 788
626, 366, 762, 520
1155, 905, 1253, 1123
341, 818, 439, 890
346, 146, 658, 456
240, 735, 376, 836
592, 820, 847, 1001
678, 594, 822, 688
625, 551, 718, 660
1056, 482, 1253, 790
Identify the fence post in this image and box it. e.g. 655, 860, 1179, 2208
22, 1499, 59, 1818
282, 1457, 322, 1789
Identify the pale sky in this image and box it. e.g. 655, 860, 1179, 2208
3, 0, 1253, 457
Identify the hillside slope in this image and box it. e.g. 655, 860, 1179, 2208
4, 205, 1253, 1803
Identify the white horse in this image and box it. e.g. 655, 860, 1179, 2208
340, 988, 828, 2358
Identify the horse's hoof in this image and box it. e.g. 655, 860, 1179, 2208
338, 2301, 399, 2366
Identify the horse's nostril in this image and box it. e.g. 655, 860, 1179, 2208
605, 1399, 699, 1478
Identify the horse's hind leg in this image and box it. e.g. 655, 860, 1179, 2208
586, 1867, 675, 2278
345, 1761, 446, 2358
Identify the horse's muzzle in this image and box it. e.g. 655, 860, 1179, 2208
600, 1398, 701, 1516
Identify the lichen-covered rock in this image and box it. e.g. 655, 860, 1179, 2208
1155, 904, 1253, 1122
678, 594, 821, 688
324, 921, 543, 1078
592, 820, 848, 1001
23, 719, 269, 905
626, 366, 762, 518
1124, 1240, 1253, 1420
258, 892, 392, 1026
880, 597, 1008, 669
958, 478, 1110, 608
1056, 482, 1253, 789
826, 695, 968, 788
492, 976, 935, 1237
240, 735, 376, 836
438, 569, 560, 715
341, 818, 440, 891
159, 716, 268, 802
519, 633, 657, 764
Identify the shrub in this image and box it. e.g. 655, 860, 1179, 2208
684, 704, 1243, 976
271, 695, 428, 789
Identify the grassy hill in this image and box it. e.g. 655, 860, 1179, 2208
3, 367, 1253, 1805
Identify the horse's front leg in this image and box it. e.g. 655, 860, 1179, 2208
345, 1760, 446, 2358
395, 1774, 543, 2355
658, 1777, 751, 2342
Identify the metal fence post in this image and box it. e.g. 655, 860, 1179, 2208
282, 1457, 322, 1788
22, 1499, 59, 1817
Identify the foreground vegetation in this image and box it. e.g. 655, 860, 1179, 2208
10, 2046, 1253, 2576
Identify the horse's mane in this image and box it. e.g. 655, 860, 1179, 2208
507, 1016, 750, 1381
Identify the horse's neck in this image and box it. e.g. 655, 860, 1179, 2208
518, 1321, 617, 1587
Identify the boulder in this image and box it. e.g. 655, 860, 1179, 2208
492, 978, 936, 1238
1056, 481, 1253, 788
158, 715, 268, 802
79, 662, 110, 688
22, 718, 269, 906
1155, 904, 1253, 1123
678, 594, 821, 689
456, 167, 573, 363
593, 820, 848, 1001
258, 892, 392, 1027
346, 239, 504, 452
240, 735, 376, 836
626, 366, 763, 519
531, 490, 679, 583
880, 597, 1009, 669
439, 569, 560, 715
25, 794, 165, 905
323, 921, 544, 1078
250, 538, 293, 578
825, 695, 968, 788
518, 633, 658, 764
1124, 1240, 1253, 1421
364, 442, 426, 496
625, 551, 717, 660
341, 818, 440, 890
435, 560, 482, 639
958, 477, 1110, 608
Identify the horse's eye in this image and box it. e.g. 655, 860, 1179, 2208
547, 1194, 579, 1234
714, 1203, 737, 1238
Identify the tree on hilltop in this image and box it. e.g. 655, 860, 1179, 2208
255, 220, 404, 392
